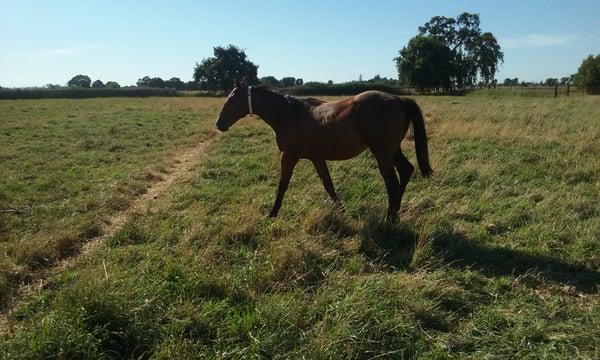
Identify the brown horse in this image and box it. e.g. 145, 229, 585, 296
215, 82, 432, 220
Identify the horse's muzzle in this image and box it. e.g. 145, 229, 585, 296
216, 124, 229, 132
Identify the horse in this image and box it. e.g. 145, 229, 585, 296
215, 81, 433, 220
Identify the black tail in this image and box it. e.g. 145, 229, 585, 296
405, 99, 433, 177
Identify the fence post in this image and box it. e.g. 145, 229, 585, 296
554, 85, 558, 98
567, 84, 570, 96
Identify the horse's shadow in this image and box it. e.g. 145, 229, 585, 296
358, 213, 417, 271
358, 216, 600, 293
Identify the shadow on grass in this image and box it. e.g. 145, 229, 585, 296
431, 223, 600, 294
355, 213, 599, 293
358, 214, 417, 271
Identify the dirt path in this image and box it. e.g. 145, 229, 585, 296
0, 134, 220, 335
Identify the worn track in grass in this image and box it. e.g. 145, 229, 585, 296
0, 134, 219, 334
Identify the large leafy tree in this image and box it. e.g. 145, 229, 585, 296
67, 75, 91, 88
574, 54, 600, 94
193, 45, 258, 91
416, 12, 503, 87
395, 35, 453, 90
91, 80, 105, 88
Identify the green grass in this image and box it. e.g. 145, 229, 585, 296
0, 97, 221, 304
1, 95, 600, 358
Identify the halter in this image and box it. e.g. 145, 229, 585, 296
247, 86, 253, 116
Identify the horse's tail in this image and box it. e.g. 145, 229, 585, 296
405, 98, 433, 177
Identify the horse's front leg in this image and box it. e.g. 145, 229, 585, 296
269, 152, 299, 217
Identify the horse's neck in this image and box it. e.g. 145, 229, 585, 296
254, 92, 288, 133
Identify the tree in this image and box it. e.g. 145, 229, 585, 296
92, 80, 105, 88
184, 81, 198, 90
560, 77, 570, 85
105, 81, 120, 89
367, 75, 397, 85
165, 77, 184, 90
260, 76, 280, 87
503, 78, 512, 86
574, 54, 600, 94
67, 75, 91, 88
295, 78, 304, 86
545, 78, 558, 86
476, 32, 503, 84
137, 76, 151, 87
137, 76, 166, 88
570, 73, 577, 83
150, 77, 165, 88
417, 12, 503, 87
395, 35, 453, 90
193, 45, 258, 91
279, 77, 296, 87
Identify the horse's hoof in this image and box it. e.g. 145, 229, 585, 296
385, 214, 398, 223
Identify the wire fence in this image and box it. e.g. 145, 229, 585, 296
469, 85, 583, 98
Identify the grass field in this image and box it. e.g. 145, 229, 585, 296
0, 98, 221, 304
1, 95, 599, 358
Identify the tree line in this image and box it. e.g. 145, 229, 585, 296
502, 77, 573, 87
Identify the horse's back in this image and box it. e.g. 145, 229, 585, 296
352, 90, 399, 103
286, 91, 411, 159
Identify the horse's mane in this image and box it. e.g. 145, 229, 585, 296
252, 85, 324, 110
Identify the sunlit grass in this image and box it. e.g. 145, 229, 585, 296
0, 97, 221, 305
1, 95, 599, 358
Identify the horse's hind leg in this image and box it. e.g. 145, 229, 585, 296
393, 148, 414, 212
374, 155, 401, 221
311, 159, 341, 205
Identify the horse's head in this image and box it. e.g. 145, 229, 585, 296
216, 80, 249, 132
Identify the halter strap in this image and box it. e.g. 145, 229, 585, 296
247, 86, 253, 116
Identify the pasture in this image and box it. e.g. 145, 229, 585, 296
1, 95, 599, 358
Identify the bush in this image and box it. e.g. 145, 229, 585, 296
280, 81, 414, 96
574, 54, 600, 94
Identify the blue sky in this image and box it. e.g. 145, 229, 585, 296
1, 0, 598, 87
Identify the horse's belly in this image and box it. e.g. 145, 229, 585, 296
301, 131, 366, 160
